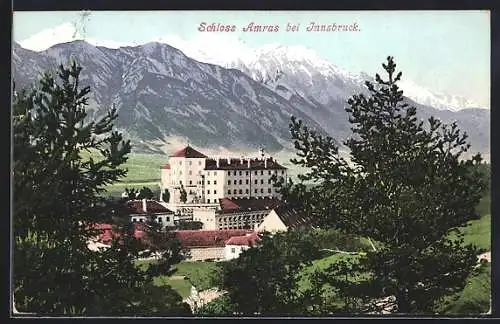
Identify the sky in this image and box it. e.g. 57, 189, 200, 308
13, 10, 491, 108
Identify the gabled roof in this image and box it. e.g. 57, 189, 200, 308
125, 200, 174, 215
175, 229, 253, 248
171, 146, 207, 158
218, 197, 241, 212
273, 206, 314, 229
205, 157, 286, 170
218, 197, 282, 214
96, 223, 146, 244
225, 232, 259, 246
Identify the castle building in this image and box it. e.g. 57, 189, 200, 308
160, 146, 287, 205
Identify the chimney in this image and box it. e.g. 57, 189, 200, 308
142, 198, 147, 213
247, 159, 251, 168
227, 156, 230, 164
259, 148, 265, 160
264, 158, 268, 168
216, 156, 220, 168
240, 156, 244, 165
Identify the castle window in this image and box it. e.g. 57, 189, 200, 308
269, 170, 271, 175
189, 180, 192, 185
227, 190, 231, 194
239, 171, 242, 176
268, 188, 272, 193
228, 171, 231, 175
254, 189, 258, 193
233, 189, 237, 194
207, 180, 211, 185
239, 180, 242, 185
261, 179, 264, 184
233, 171, 237, 176
228, 180, 231, 185
261, 170, 264, 175
234, 180, 237, 185
207, 171, 210, 176
189, 170, 192, 175
282, 171, 284, 175
214, 190, 217, 194
199, 161, 202, 165
207, 199, 211, 203
166, 217, 170, 222
207, 190, 211, 194
268, 179, 272, 184
214, 180, 217, 185
189, 161, 192, 165
239, 189, 243, 194
246, 171, 249, 175
254, 179, 258, 184
255, 171, 258, 175
245, 189, 249, 194
246, 179, 249, 184
260, 188, 264, 193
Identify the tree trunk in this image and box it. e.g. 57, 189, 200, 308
396, 291, 411, 314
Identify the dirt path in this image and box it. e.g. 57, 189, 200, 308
169, 275, 186, 280
477, 251, 491, 263
183, 287, 225, 312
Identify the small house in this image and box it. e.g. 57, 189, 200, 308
125, 199, 175, 228
224, 232, 259, 260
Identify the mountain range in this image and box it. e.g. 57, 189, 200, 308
11, 40, 490, 158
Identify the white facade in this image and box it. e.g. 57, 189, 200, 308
160, 146, 287, 206
130, 213, 175, 228
224, 244, 251, 260
192, 209, 218, 230
255, 209, 288, 233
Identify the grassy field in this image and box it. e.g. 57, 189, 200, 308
136, 260, 220, 298
475, 190, 491, 217
103, 181, 161, 198
81, 150, 167, 198
459, 215, 491, 252
449, 189, 491, 252
437, 263, 491, 315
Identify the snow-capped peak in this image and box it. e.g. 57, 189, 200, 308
16, 24, 485, 111
17, 22, 135, 51
18, 22, 84, 51
398, 79, 482, 111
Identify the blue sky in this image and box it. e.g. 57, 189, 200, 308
13, 10, 490, 107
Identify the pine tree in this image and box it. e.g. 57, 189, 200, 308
282, 57, 487, 314
180, 185, 188, 203
13, 61, 189, 315
162, 188, 170, 203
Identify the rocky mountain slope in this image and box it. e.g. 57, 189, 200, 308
12, 41, 490, 156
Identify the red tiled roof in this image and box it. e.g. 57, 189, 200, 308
97, 222, 148, 244
90, 223, 112, 230
205, 157, 286, 170
175, 229, 253, 248
219, 197, 241, 211
225, 232, 259, 246
125, 200, 174, 214
171, 146, 207, 158
161, 164, 171, 169
218, 197, 282, 213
